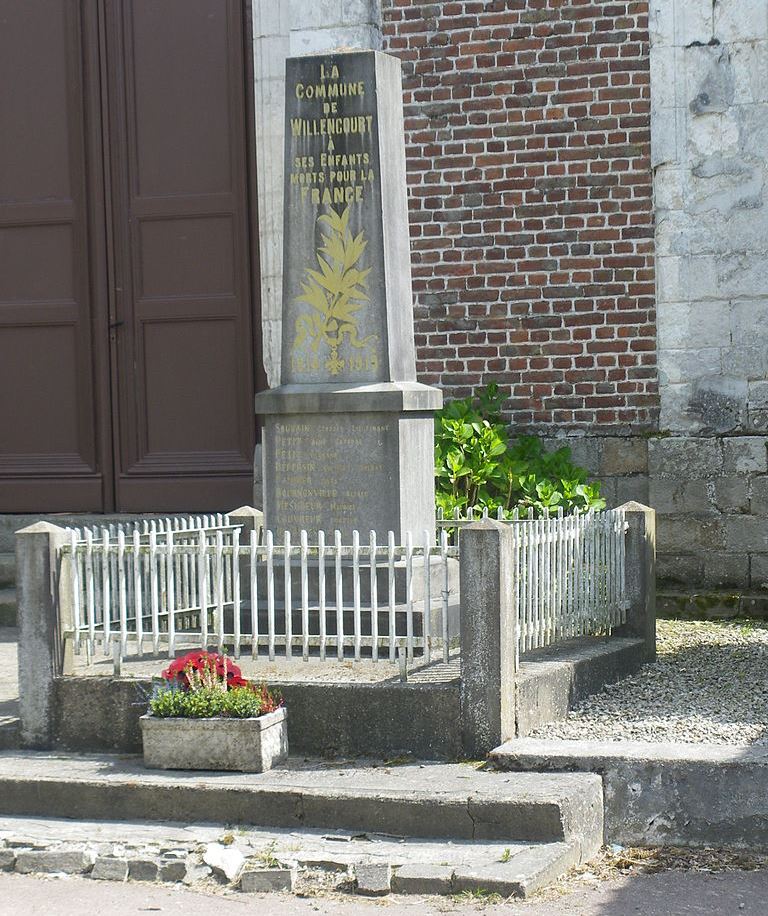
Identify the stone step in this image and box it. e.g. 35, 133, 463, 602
489, 738, 768, 852
0, 553, 14, 588
0, 753, 603, 861
0, 589, 16, 628
0, 813, 582, 898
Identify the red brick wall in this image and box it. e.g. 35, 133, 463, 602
382, 0, 658, 431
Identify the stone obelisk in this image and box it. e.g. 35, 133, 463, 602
255, 51, 441, 540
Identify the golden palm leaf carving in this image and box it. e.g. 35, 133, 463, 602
292, 205, 377, 375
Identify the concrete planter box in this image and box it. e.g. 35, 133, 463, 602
140, 708, 288, 772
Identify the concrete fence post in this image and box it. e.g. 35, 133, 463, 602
228, 505, 265, 542
615, 501, 656, 662
459, 519, 517, 758
15, 522, 71, 749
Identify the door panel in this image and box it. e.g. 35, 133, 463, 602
106, 0, 256, 511
0, 1, 107, 510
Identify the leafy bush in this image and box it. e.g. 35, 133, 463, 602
147, 650, 282, 719
435, 384, 606, 518
149, 685, 269, 719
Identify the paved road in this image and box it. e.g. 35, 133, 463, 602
1, 869, 766, 915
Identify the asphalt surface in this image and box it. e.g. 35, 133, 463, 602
1, 869, 767, 915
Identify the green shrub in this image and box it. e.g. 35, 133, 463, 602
435, 384, 606, 518
149, 685, 267, 719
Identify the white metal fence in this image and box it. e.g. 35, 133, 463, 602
58, 507, 628, 674
60, 517, 458, 672
438, 506, 629, 655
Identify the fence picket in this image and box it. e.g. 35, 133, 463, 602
334, 530, 344, 661
318, 530, 326, 662
283, 531, 292, 659
300, 530, 309, 661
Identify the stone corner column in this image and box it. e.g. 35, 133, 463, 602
459, 519, 517, 759
615, 501, 657, 662
15, 521, 70, 749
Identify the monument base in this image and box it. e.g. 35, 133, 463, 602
255, 382, 442, 542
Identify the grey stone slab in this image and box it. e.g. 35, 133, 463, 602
391, 864, 454, 895
452, 862, 528, 898
723, 437, 768, 474
240, 867, 296, 892
0, 751, 604, 847
260, 409, 435, 541
91, 856, 128, 881
127, 858, 159, 881
599, 438, 648, 476
158, 860, 187, 883
280, 52, 415, 387
15, 849, 94, 875
0, 848, 16, 871
355, 862, 391, 895
491, 739, 768, 851
648, 437, 723, 478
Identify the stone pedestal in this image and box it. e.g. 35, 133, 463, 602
255, 50, 441, 540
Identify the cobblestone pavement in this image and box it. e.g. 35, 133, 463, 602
1, 868, 767, 915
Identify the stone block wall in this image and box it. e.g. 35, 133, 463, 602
647, 0, 768, 602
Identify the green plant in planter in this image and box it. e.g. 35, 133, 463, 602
435, 384, 606, 518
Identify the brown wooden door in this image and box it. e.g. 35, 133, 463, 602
104, 0, 258, 511
0, 1, 110, 511
0, 0, 260, 513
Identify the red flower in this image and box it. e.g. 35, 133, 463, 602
161, 651, 244, 690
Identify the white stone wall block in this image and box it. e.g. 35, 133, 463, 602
650, 46, 678, 111
342, 0, 381, 27
254, 37, 291, 80
655, 210, 691, 257
685, 44, 735, 116
289, 24, 382, 55
659, 383, 705, 434
253, 0, 292, 37
714, 0, 768, 44
674, 0, 714, 47
658, 347, 723, 386
649, 0, 675, 48
656, 255, 689, 304
730, 40, 768, 106
651, 105, 679, 168
654, 166, 686, 213
290, 0, 343, 32
658, 301, 730, 350
722, 346, 768, 382
685, 255, 718, 300
687, 110, 740, 160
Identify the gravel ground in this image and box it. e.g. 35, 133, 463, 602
529, 618, 768, 746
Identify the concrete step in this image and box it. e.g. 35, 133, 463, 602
0, 553, 14, 588
0, 753, 603, 861
0, 813, 582, 898
489, 738, 768, 852
0, 589, 16, 628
